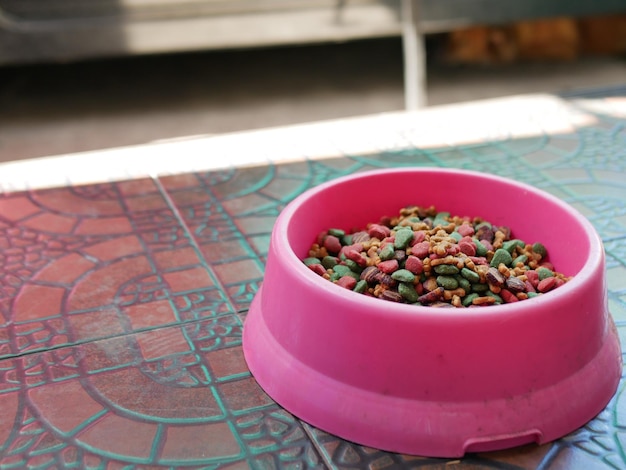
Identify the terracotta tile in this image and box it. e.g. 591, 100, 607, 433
134, 327, 191, 360
199, 239, 251, 264
32, 252, 97, 284
80, 234, 145, 261
162, 266, 215, 293
213, 259, 264, 285
165, 187, 214, 207
123, 299, 177, 330
21, 212, 78, 234
74, 216, 134, 235
76, 413, 159, 459
159, 173, 202, 190
0, 195, 41, 222
124, 194, 171, 212
28, 380, 105, 434
160, 422, 241, 461
87, 367, 223, 419
117, 178, 160, 196
218, 377, 274, 413
67, 308, 125, 341
32, 187, 124, 216
12, 284, 65, 321
67, 255, 155, 311
205, 345, 248, 380
152, 246, 203, 271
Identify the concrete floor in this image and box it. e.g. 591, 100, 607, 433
1, 37, 625, 163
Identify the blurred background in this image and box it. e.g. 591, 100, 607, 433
1, 0, 625, 163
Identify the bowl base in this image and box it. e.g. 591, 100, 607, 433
243, 287, 622, 458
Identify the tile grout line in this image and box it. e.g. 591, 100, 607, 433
301, 422, 337, 470
151, 174, 242, 320
0, 310, 249, 362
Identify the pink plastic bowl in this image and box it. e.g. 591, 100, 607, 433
242, 168, 621, 457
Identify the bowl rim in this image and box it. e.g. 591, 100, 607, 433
273, 167, 605, 321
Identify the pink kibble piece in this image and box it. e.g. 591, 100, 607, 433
345, 249, 368, 267
410, 230, 426, 246
368, 224, 391, 240
378, 259, 399, 274
457, 223, 475, 237
537, 277, 557, 293
405, 255, 423, 275
308, 264, 326, 276
412, 241, 430, 259
500, 289, 519, 303
323, 235, 342, 254
526, 270, 539, 288
458, 239, 476, 256
337, 276, 357, 290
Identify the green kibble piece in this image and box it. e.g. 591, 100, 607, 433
486, 291, 503, 304
436, 275, 458, 290
342, 234, 353, 246
399, 282, 420, 302
473, 238, 488, 256
322, 256, 338, 269
304, 257, 322, 266
328, 228, 345, 238
333, 265, 351, 277
391, 269, 416, 283
330, 272, 341, 282
379, 244, 395, 260
503, 239, 524, 254
433, 212, 450, 226
527, 291, 540, 298
472, 283, 489, 293
537, 267, 554, 280
462, 293, 479, 307
343, 259, 362, 273
461, 267, 480, 283
434, 264, 460, 275
449, 231, 462, 242
457, 276, 471, 292
394, 229, 414, 250
490, 248, 513, 267
511, 254, 528, 267
354, 280, 368, 294
532, 242, 547, 258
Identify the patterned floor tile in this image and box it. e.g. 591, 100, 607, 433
0, 315, 325, 468
0, 181, 233, 358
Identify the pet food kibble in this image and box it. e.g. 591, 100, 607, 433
405, 255, 423, 275
303, 205, 571, 308
337, 276, 357, 290
379, 244, 395, 261
398, 282, 420, 302
394, 229, 414, 250
532, 242, 547, 258
354, 279, 368, 293
391, 269, 416, 283
323, 235, 342, 255
490, 249, 513, 268
377, 259, 399, 274
537, 267, 554, 280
